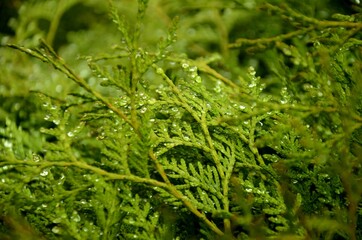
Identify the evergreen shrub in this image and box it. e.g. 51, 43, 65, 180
0, 0, 362, 239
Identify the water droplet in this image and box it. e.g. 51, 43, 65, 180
2, 166, 9, 171
67, 131, 74, 137
190, 72, 197, 79
195, 76, 202, 83
3, 140, 12, 149
248, 82, 256, 88
42, 203, 48, 208
52, 226, 61, 234
71, 211, 81, 222
97, 133, 105, 140
189, 66, 197, 72
245, 188, 253, 193
183, 135, 190, 141
44, 114, 51, 121
119, 99, 128, 107
140, 107, 147, 113
248, 66, 256, 76
214, 81, 222, 93
156, 68, 163, 74
40, 169, 49, 177
181, 62, 189, 69
53, 119, 60, 125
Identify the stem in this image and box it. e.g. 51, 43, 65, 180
229, 3, 362, 49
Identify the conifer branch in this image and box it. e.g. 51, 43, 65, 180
7, 42, 139, 136
229, 27, 315, 49
3, 0, 361, 238
2, 156, 167, 188
230, 3, 362, 49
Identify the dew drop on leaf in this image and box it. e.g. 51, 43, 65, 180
3, 140, 12, 149
71, 211, 81, 222
280, 99, 288, 104
140, 107, 147, 113
156, 68, 163, 74
52, 226, 61, 234
189, 66, 197, 72
33, 154, 40, 162
248, 66, 256, 76
248, 82, 256, 88
40, 169, 49, 177
182, 62, 189, 69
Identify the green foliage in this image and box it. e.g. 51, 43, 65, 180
1, 0, 362, 239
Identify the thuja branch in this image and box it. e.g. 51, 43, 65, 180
264, 3, 362, 28
3, 153, 222, 236
152, 64, 225, 179
229, 3, 362, 49
152, 64, 232, 234
1, 157, 168, 188
148, 150, 224, 236
228, 27, 314, 49
7, 41, 139, 136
